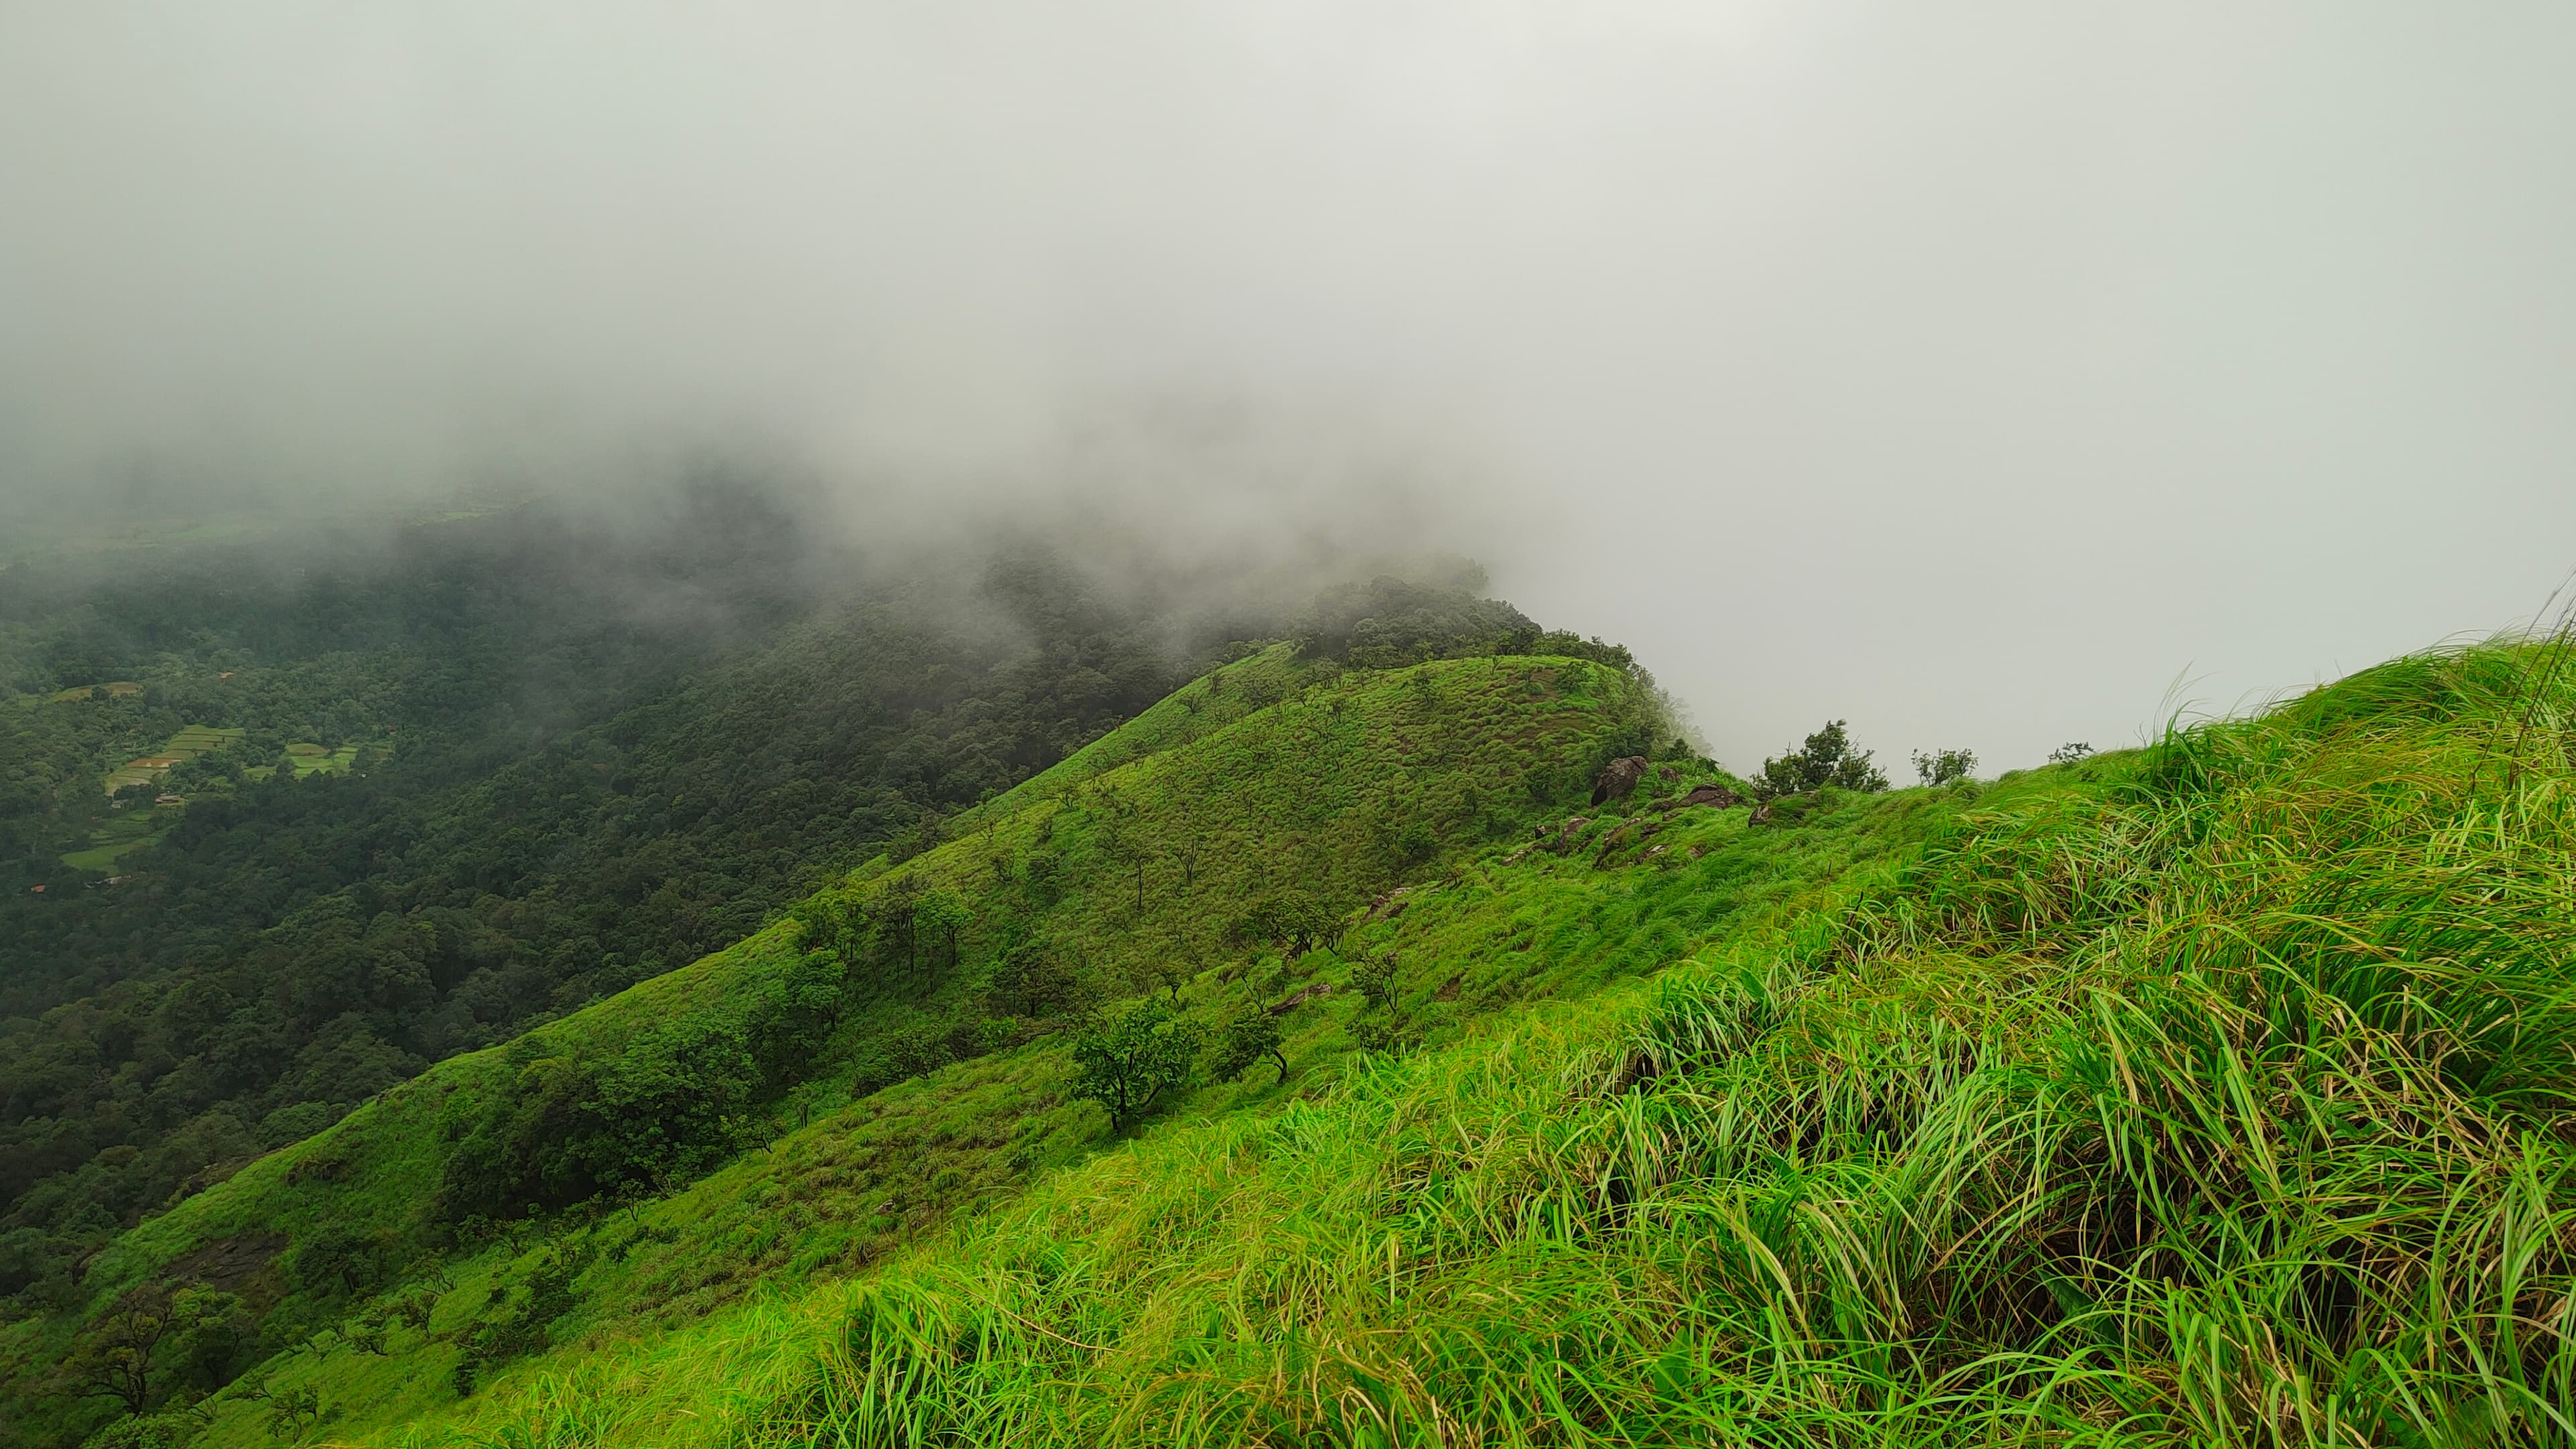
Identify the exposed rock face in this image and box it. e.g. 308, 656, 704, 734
1590, 756, 1648, 806
1670, 782, 1744, 810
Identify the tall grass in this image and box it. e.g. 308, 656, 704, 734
417, 642, 2576, 1447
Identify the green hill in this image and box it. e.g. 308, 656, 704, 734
21, 639, 2576, 1448
2, 645, 1681, 1445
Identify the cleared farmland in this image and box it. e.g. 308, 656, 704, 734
101, 723, 243, 794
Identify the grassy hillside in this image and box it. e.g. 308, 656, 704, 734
32, 638, 2576, 1449
3, 647, 1672, 1447
227, 639, 2576, 1449
202, 789, 1928, 1449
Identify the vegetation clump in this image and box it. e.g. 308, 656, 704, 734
1909, 744, 1975, 785
1210, 1001, 1287, 1083
1752, 716, 1890, 798
1068, 1002, 1200, 1130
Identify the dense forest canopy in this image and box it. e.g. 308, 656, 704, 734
0, 492, 1605, 1318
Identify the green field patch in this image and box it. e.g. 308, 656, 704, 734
103, 763, 170, 792
62, 833, 166, 873
101, 724, 245, 794
62, 802, 177, 870
269, 741, 360, 777
50, 680, 144, 702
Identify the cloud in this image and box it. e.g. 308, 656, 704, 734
4, 1, 2573, 768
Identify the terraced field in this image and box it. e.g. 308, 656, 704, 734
101, 723, 243, 794
46, 681, 144, 702
60, 810, 168, 873
279, 741, 361, 777
62, 724, 247, 869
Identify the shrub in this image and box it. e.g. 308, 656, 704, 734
1347, 955, 1410, 1054
1228, 892, 1339, 957
1752, 720, 1888, 799
990, 941, 1078, 1018
1213, 1002, 1288, 1083
1070, 1002, 1201, 1130
451, 1244, 585, 1398
291, 1224, 390, 1298
79, 1411, 199, 1449
1910, 747, 1976, 786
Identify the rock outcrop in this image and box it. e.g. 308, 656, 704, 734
1590, 755, 1648, 806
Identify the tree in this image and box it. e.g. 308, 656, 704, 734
1347, 955, 1409, 1054
1911, 747, 1977, 787
990, 941, 1077, 1018
888, 809, 947, 864
790, 892, 870, 966
64, 1285, 241, 1417
1752, 720, 1889, 800
1214, 1002, 1289, 1083
343, 1313, 392, 1356
1166, 787, 1213, 891
1228, 891, 1337, 958
265, 1383, 327, 1440
164, 1287, 250, 1395
67, 1298, 172, 1416
390, 1287, 439, 1332
1071, 1001, 1201, 1130
2049, 741, 2095, 765
875, 875, 924, 969
913, 888, 972, 976
1139, 953, 1187, 1004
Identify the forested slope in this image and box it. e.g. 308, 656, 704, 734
0, 511, 1196, 1290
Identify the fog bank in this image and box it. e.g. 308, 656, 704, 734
5, 2, 2574, 770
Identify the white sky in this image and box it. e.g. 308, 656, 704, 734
4, 2, 2573, 769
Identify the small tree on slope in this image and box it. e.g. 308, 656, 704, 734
1071, 1001, 1201, 1130
1753, 720, 1890, 800
1214, 1002, 1290, 1083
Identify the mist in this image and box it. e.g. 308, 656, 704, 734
5, 3, 2573, 773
